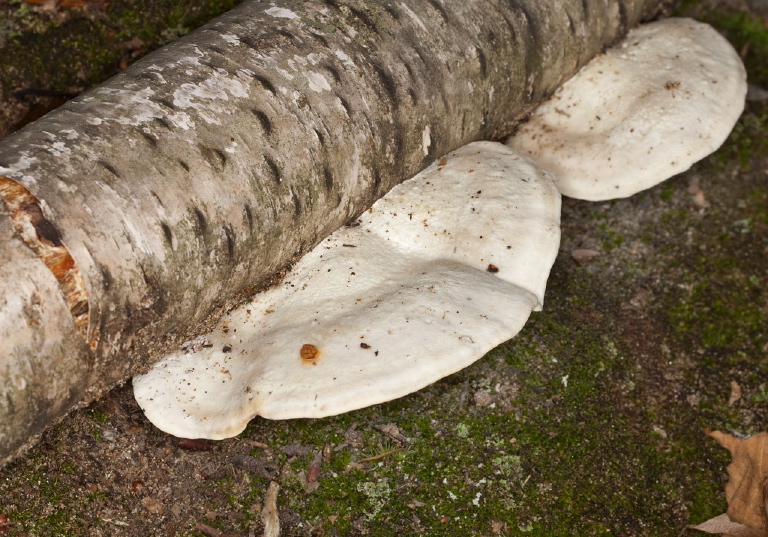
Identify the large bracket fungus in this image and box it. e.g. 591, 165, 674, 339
507, 18, 747, 201
133, 142, 561, 439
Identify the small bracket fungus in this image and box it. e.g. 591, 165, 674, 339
133, 142, 561, 439
506, 18, 747, 201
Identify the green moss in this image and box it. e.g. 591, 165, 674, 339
88, 409, 110, 424
714, 106, 768, 170
710, 12, 768, 87
0, 1, 245, 100
674, 1, 768, 87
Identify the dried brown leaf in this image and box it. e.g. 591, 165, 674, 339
706, 431, 768, 534
692, 513, 763, 537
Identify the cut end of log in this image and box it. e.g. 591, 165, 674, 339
0, 175, 90, 339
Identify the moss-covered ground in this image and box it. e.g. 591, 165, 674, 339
0, 0, 245, 137
0, 1, 767, 535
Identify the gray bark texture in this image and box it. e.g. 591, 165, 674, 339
0, 0, 664, 464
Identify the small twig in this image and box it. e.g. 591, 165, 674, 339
194, 522, 241, 537
262, 481, 280, 537
372, 423, 407, 444
194, 523, 219, 537
357, 448, 403, 463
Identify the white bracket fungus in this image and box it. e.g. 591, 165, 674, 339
507, 18, 747, 201
133, 142, 561, 439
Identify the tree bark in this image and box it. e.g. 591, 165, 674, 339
0, 0, 664, 464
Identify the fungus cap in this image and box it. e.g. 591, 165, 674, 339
507, 18, 747, 201
133, 142, 561, 439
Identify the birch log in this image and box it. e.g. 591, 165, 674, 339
0, 0, 664, 464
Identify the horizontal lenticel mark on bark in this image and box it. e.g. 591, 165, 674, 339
371, 62, 398, 104
518, 4, 540, 42
223, 225, 236, 259
275, 29, 302, 46
291, 188, 301, 216
141, 131, 159, 148
307, 32, 329, 48
153, 116, 173, 130
161, 222, 173, 247
251, 110, 273, 135
336, 95, 351, 115
566, 10, 576, 33
371, 167, 382, 197
401, 58, 415, 80
148, 96, 176, 111
618, 2, 628, 31
138, 72, 161, 82
199, 145, 227, 173
322, 64, 342, 84
149, 190, 165, 207
98, 262, 114, 291
383, 4, 401, 21
192, 207, 208, 234
243, 204, 254, 232
426, 0, 450, 22
500, 12, 518, 42
207, 44, 228, 57
393, 128, 405, 159
250, 74, 277, 95
264, 155, 282, 184
314, 128, 325, 147
476, 46, 488, 78
98, 161, 120, 178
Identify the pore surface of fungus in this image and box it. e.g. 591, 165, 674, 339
133, 142, 561, 439
506, 18, 747, 201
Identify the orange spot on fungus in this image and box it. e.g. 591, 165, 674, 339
300, 344, 319, 362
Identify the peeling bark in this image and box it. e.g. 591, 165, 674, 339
0, 0, 664, 464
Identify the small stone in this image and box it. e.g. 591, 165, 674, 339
728, 380, 742, 406
473, 391, 493, 407
693, 190, 710, 209
281, 442, 311, 457
307, 451, 322, 483
571, 248, 601, 264
491, 520, 508, 533
141, 497, 164, 515
747, 83, 768, 101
